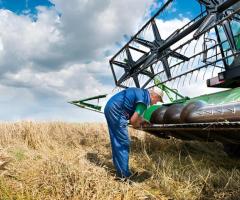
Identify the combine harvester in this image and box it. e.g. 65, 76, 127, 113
70, 0, 240, 157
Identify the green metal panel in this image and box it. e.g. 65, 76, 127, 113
69, 94, 108, 113
144, 105, 160, 121
144, 87, 240, 121
190, 87, 240, 104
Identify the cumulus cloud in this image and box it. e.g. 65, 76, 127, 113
0, 8, 63, 73
2, 61, 113, 99
0, 0, 158, 121
0, 0, 218, 122
48, 0, 156, 62
0, 0, 156, 75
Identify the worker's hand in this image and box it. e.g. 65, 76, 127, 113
130, 112, 152, 129
140, 120, 151, 128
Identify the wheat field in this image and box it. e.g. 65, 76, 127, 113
0, 122, 239, 200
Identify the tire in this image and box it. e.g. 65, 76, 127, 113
223, 143, 240, 159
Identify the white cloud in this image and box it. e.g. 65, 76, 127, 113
0, 0, 155, 73
0, 0, 156, 121
2, 60, 113, 99
0, 8, 63, 73
0, 0, 222, 122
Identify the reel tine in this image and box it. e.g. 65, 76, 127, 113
177, 77, 181, 89
131, 78, 134, 86
193, 37, 200, 55
155, 63, 161, 72
211, 65, 215, 78
169, 56, 173, 66
186, 56, 191, 70
140, 74, 144, 83
142, 74, 145, 82
189, 71, 194, 85
177, 43, 190, 72
171, 79, 174, 88
191, 56, 196, 70
196, 69, 200, 81
203, 67, 208, 80
123, 80, 126, 88
159, 73, 164, 83
172, 47, 183, 73
130, 78, 134, 87
183, 43, 190, 58
172, 78, 177, 88
120, 49, 126, 61
180, 62, 185, 73
182, 74, 187, 87
125, 78, 130, 87
156, 62, 161, 73
197, 54, 202, 66
171, 63, 178, 75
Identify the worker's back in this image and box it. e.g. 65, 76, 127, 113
105, 88, 150, 120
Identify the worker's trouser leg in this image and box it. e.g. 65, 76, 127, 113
107, 122, 131, 178
104, 104, 132, 178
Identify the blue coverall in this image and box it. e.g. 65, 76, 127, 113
104, 88, 150, 178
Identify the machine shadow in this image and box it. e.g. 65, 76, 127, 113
86, 133, 240, 184
130, 134, 240, 170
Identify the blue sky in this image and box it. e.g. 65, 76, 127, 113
0, 0, 211, 122
0, 0, 202, 20
0, 0, 54, 14
149, 0, 203, 20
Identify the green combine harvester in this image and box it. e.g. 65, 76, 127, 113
71, 0, 240, 157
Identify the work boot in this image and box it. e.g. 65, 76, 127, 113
114, 172, 134, 184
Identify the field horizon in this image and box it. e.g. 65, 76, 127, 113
0, 121, 240, 200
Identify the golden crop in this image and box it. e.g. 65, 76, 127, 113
0, 121, 239, 200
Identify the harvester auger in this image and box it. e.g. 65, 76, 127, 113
71, 0, 240, 157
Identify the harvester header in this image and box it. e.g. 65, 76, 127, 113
71, 0, 240, 157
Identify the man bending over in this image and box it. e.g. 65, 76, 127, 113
104, 87, 163, 179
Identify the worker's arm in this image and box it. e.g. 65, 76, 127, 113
130, 103, 149, 128
130, 112, 143, 128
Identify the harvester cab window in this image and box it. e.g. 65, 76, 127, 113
217, 18, 240, 67
230, 20, 240, 50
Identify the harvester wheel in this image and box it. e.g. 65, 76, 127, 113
223, 143, 240, 159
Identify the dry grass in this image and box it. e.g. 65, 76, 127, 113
0, 122, 239, 200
